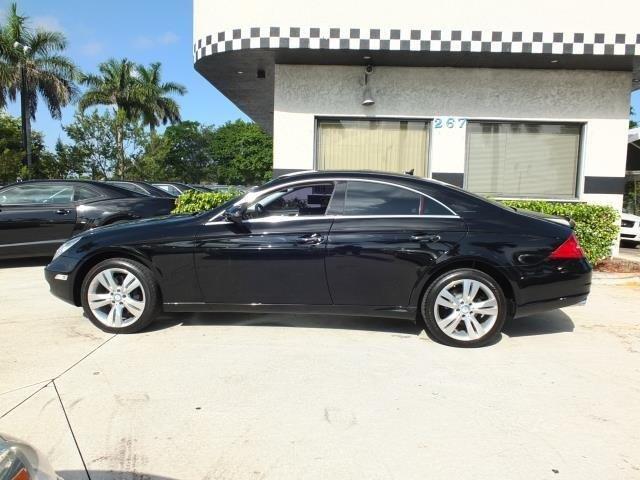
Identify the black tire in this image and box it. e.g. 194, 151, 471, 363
81, 258, 160, 333
420, 268, 507, 348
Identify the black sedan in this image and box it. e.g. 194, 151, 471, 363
0, 180, 176, 259
106, 180, 175, 198
45, 171, 591, 347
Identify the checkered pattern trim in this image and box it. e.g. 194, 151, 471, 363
194, 27, 640, 61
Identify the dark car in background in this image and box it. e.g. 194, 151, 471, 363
0, 180, 176, 260
152, 182, 207, 196
107, 180, 175, 198
45, 171, 591, 347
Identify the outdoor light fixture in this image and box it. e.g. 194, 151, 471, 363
362, 64, 375, 106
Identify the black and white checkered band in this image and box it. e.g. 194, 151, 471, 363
194, 27, 640, 61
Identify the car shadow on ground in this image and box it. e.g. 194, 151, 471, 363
503, 309, 574, 337
150, 311, 423, 336
148, 308, 575, 341
0, 257, 50, 269
58, 471, 179, 480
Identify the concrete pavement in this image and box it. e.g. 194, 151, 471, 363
1, 261, 639, 480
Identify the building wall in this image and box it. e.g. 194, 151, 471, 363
194, 0, 639, 42
273, 64, 631, 210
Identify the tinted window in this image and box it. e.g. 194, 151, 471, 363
248, 183, 335, 218
344, 181, 451, 216
113, 182, 148, 195
0, 184, 74, 205
74, 185, 99, 201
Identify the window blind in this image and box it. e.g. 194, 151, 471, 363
466, 122, 581, 198
317, 120, 429, 176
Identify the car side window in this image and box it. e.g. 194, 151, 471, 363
0, 184, 74, 205
74, 185, 99, 201
247, 183, 335, 219
343, 181, 451, 216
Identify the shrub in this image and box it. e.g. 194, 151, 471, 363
500, 200, 619, 265
172, 190, 239, 214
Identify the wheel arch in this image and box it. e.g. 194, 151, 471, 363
72, 249, 158, 306
411, 258, 518, 317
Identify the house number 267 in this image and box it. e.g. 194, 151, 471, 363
434, 117, 467, 129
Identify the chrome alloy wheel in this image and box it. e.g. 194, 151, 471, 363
87, 268, 146, 328
432, 278, 499, 341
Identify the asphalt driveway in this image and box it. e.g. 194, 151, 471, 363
1, 260, 639, 480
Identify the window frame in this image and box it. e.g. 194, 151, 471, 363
206, 177, 457, 224
0, 182, 101, 206
314, 116, 432, 177
463, 119, 585, 200
245, 181, 337, 220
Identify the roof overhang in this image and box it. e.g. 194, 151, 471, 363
194, 27, 640, 133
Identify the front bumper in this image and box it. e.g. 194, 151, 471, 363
44, 255, 81, 306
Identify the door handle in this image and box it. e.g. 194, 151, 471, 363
296, 233, 325, 245
411, 234, 441, 243
55, 209, 70, 215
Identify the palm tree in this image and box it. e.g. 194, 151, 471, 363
136, 62, 186, 134
0, 2, 79, 170
78, 58, 145, 179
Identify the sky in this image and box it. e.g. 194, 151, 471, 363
1, 0, 640, 149
0, 0, 248, 148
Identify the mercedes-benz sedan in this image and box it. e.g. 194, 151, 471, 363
45, 171, 591, 347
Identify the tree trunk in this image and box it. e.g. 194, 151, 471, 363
115, 109, 125, 179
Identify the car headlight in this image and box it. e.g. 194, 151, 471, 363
53, 236, 83, 261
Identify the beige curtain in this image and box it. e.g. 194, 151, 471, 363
466, 122, 581, 198
317, 120, 429, 176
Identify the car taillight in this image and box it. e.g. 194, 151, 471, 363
549, 233, 585, 260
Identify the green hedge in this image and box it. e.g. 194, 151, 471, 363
500, 200, 619, 265
172, 190, 239, 214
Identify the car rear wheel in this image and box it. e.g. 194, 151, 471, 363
81, 258, 160, 333
421, 268, 507, 347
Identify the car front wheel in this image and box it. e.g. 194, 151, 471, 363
421, 268, 507, 347
81, 258, 160, 333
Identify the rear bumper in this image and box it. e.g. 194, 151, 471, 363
512, 258, 591, 319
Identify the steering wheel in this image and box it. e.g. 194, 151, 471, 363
254, 203, 264, 215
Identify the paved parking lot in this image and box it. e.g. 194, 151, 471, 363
1, 260, 639, 480
620, 244, 640, 262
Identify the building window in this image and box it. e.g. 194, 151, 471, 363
317, 119, 430, 177
466, 122, 581, 199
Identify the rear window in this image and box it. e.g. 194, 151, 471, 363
343, 181, 452, 216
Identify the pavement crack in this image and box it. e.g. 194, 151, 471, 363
0, 334, 116, 419
54, 334, 117, 381
53, 379, 92, 480
0, 381, 51, 420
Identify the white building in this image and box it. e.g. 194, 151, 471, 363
193, 0, 639, 209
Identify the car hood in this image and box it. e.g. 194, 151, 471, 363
622, 212, 640, 222
514, 208, 575, 229
81, 213, 200, 237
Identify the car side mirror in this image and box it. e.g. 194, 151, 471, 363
223, 204, 247, 224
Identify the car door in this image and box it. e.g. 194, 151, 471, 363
325, 179, 467, 307
0, 183, 78, 258
195, 181, 336, 305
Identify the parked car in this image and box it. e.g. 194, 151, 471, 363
106, 180, 175, 198
620, 212, 640, 246
152, 182, 206, 196
45, 171, 591, 347
0, 180, 176, 259
0, 433, 61, 479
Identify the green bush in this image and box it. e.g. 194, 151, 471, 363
500, 200, 619, 265
172, 190, 239, 214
